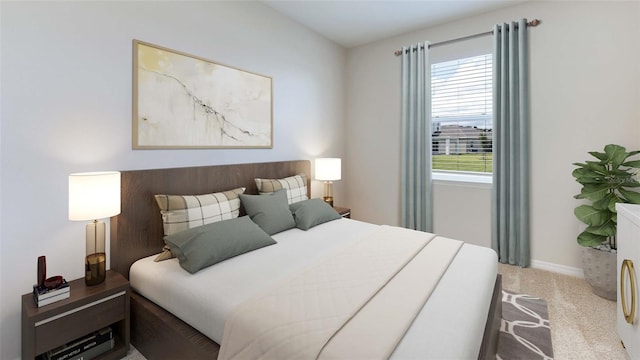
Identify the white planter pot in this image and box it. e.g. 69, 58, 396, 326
582, 247, 617, 300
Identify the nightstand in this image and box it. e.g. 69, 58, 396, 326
334, 206, 351, 219
22, 270, 130, 360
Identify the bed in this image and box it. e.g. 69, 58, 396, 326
110, 160, 502, 359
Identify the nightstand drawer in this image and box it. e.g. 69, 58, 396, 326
34, 291, 126, 355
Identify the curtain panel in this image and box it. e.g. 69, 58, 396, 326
492, 19, 530, 266
400, 42, 433, 232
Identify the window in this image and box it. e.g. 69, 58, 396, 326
431, 54, 492, 175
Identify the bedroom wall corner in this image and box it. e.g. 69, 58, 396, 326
345, 1, 640, 271
0, 2, 346, 359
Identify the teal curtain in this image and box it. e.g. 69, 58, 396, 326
401, 42, 433, 232
492, 19, 530, 266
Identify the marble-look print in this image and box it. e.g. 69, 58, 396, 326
134, 41, 272, 148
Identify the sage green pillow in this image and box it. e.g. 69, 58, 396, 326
240, 189, 296, 235
290, 198, 341, 230
164, 216, 276, 274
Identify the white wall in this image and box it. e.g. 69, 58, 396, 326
0, 2, 346, 359
433, 181, 492, 248
345, 2, 640, 266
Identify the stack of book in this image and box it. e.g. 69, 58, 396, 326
43, 327, 113, 360
32, 279, 70, 307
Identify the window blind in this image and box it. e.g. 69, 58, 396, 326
431, 54, 492, 174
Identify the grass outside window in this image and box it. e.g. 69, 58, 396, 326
433, 153, 493, 173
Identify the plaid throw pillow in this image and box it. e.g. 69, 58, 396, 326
255, 174, 308, 204
154, 187, 245, 236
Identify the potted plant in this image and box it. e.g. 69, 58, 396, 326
573, 144, 640, 300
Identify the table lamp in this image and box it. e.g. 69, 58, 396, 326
69, 171, 121, 285
315, 158, 341, 207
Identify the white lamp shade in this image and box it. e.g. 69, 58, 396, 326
315, 158, 341, 181
69, 171, 121, 221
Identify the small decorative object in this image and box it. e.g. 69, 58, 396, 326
33, 277, 69, 307
133, 40, 273, 149
69, 172, 121, 286
573, 144, 640, 299
44, 275, 64, 289
37, 256, 46, 287
315, 158, 341, 207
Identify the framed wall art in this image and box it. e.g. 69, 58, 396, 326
132, 40, 273, 149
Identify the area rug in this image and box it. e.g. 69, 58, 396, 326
498, 290, 554, 360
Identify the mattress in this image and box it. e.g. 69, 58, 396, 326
130, 218, 498, 359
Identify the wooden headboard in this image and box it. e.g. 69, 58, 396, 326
110, 160, 311, 279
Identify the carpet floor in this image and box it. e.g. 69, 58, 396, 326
499, 263, 626, 360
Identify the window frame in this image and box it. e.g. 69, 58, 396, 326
430, 53, 493, 184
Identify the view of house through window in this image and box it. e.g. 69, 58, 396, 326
431, 54, 492, 174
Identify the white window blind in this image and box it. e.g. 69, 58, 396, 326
431, 54, 492, 174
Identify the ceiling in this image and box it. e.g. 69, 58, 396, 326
262, 0, 526, 48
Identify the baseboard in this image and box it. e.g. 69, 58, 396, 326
530, 259, 584, 278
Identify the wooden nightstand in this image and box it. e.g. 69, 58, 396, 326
334, 206, 351, 219
22, 270, 130, 360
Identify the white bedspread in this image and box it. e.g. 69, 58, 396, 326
219, 226, 462, 360
130, 219, 498, 359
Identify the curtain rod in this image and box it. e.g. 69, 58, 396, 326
394, 19, 541, 56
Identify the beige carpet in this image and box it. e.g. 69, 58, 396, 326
122, 345, 145, 360
499, 263, 627, 360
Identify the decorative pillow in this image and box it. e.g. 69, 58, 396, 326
290, 198, 342, 230
255, 174, 308, 204
154, 187, 245, 236
164, 216, 276, 274
240, 189, 296, 235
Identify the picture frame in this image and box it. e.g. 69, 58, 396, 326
132, 40, 273, 149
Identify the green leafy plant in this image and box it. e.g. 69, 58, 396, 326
573, 144, 640, 249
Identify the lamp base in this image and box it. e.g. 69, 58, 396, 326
323, 196, 334, 207
85, 252, 106, 286
323, 181, 334, 207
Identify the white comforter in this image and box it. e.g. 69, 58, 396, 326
130, 219, 498, 359
219, 226, 462, 360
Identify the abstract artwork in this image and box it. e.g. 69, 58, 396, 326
133, 40, 273, 149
